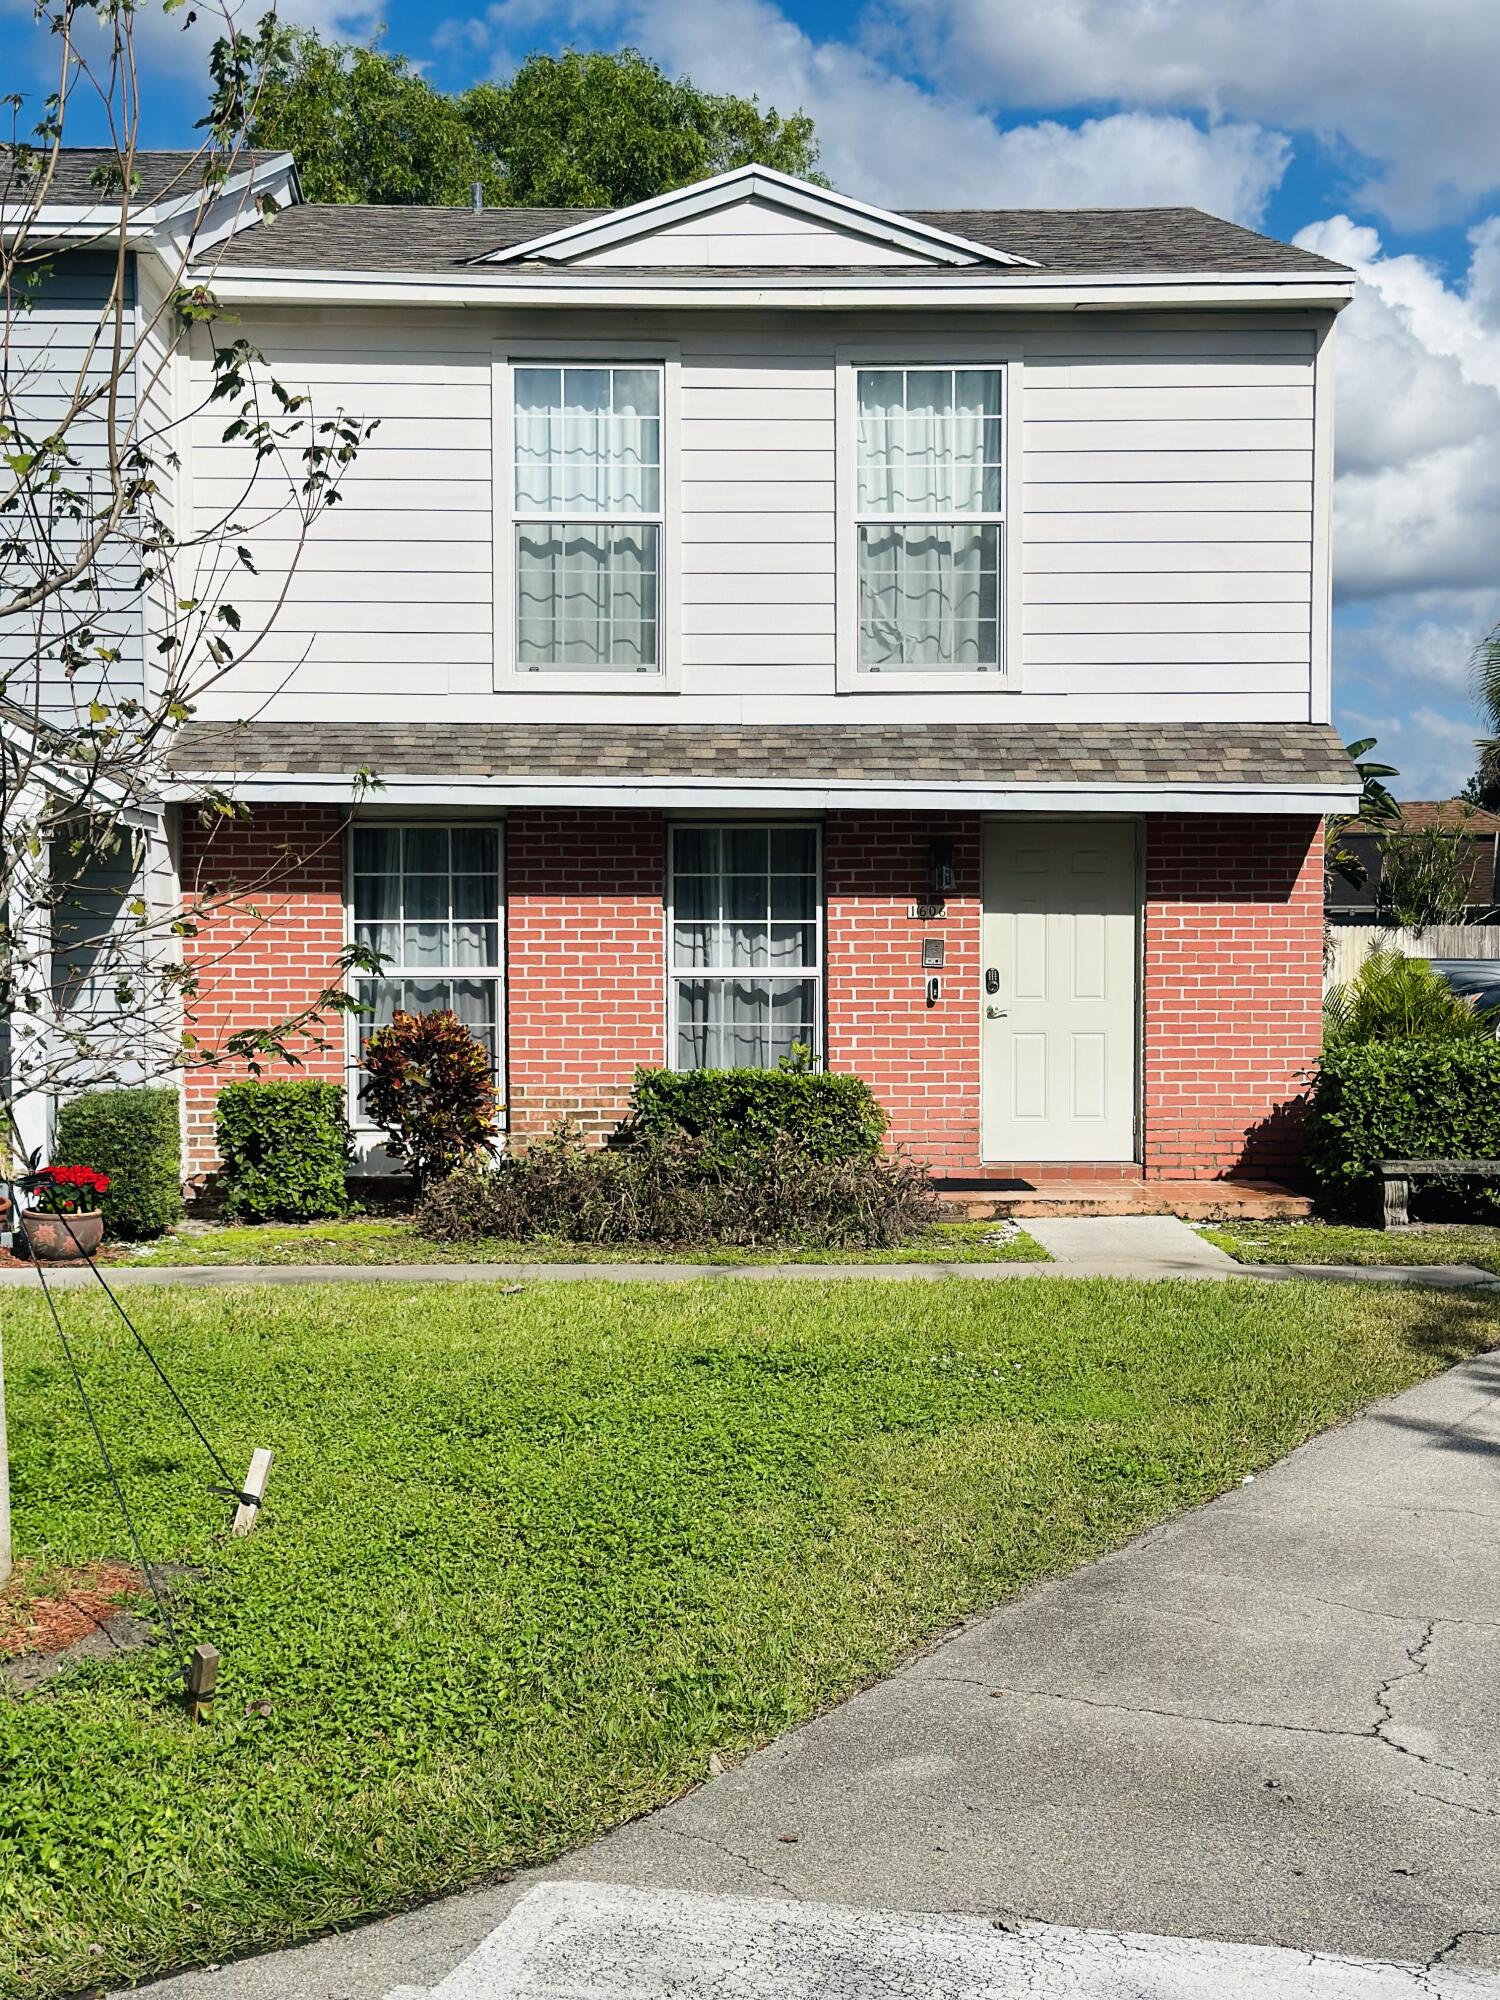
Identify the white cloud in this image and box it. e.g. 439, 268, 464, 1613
473, 0, 1289, 220
886, 0, 1500, 226
1294, 215, 1500, 602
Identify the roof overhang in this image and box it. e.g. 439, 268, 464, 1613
161, 772, 1360, 815
1, 153, 298, 248
472, 164, 1037, 270
194, 267, 1356, 312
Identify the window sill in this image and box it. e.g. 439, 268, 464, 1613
494, 670, 673, 694
835, 668, 1019, 694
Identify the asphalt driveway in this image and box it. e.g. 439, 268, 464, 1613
135, 1338, 1500, 1998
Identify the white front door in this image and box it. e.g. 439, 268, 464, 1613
981, 820, 1139, 1162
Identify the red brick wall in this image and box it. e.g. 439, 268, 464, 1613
1142, 813, 1324, 1180
824, 813, 981, 1171
176, 804, 1324, 1187
179, 805, 347, 1175
506, 809, 666, 1141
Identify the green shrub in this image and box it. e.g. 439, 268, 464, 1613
416, 1124, 937, 1250
1309, 1039, 1500, 1215
54, 1086, 183, 1239
626, 1064, 886, 1163
362, 1009, 497, 1189
215, 1079, 349, 1222
1323, 946, 1493, 1048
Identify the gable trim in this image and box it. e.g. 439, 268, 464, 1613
472, 165, 1040, 269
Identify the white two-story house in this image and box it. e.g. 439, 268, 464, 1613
148, 160, 1357, 1188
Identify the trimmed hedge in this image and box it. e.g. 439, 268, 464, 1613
54, 1086, 183, 1239
627, 1066, 887, 1162
216, 1079, 350, 1222
1309, 1039, 1500, 1212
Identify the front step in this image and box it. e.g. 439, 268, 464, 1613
937, 1178, 1311, 1222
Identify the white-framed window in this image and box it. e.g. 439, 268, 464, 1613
346, 824, 504, 1123
510, 361, 663, 674
667, 824, 822, 1070
856, 366, 1004, 672
836, 353, 1018, 691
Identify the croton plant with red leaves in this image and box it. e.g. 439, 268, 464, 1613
27, 1164, 111, 1215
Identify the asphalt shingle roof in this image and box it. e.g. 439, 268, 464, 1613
207, 200, 1348, 278
166, 721, 1357, 791
3, 147, 287, 208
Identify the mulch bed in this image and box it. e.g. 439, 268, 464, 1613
0, 1560, 144, 1658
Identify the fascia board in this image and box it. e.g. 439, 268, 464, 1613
197, 269, 1355, 311
161, 774, 1360, 814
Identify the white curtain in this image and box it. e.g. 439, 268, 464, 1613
514, 365, 660, 668
857, 367, 1000, 515
514, 365, 659, 515
670, 827, 819, 1068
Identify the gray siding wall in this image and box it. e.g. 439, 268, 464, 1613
1, 248, 145, 722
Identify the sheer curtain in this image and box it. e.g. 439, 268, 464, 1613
670, 826, 820, 1070
514, 364, 660, 671
857, 366, 1002, 671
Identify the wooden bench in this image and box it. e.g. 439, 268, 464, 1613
1378, 1159, 1500, 1228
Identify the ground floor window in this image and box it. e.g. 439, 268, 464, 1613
348, 824, 503, 1118
667, 823, 822, 1069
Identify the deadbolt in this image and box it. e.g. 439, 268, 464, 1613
984, 967, 1000, 994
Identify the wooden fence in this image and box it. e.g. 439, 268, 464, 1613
1326, 923, 1500, 991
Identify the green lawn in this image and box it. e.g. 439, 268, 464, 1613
113, 1217, 1047, 1267
1204, 1219, 1500, 1273
3, 1276, 1494, 1996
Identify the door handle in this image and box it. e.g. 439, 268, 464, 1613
986, 1005, 1007, 1019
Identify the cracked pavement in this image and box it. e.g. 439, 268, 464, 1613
133, 1348, 1500, 1999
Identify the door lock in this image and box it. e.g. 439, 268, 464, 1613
984, 967, 1000, 994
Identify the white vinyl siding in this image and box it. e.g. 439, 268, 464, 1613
187, 308, 1325, 726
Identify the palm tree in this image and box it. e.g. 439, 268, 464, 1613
1470, 622, 1500, 808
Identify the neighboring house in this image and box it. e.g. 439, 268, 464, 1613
0, 149, 296, 1159
18, 156, 1364, 1186
1328, 800, 1500, 922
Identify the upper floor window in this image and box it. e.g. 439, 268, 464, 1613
513, 364, 661, 673
855, 366, 1004, 674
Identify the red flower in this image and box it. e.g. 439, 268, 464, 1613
29, 1164, 110, 1213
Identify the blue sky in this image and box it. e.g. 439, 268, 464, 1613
8, 0, 1500, 799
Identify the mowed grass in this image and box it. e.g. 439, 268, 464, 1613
3, 1276, 1494, 1995
1205, 1219, 1500, 1273
113, 1217, 1047, 1267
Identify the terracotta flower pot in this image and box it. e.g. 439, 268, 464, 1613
22, 1209, 105, 1261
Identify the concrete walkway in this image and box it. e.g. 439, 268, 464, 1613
7, 1214, 1499, 1287
132, 1347, 1500, 1999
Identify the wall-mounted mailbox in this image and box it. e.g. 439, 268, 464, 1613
922, 938, 946, 969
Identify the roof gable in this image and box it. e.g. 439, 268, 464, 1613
475, 166, 1036, 270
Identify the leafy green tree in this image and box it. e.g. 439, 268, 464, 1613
249, 36, 822, 208
460, 48, 823, 208
249, 28, 497, 205
1375, 812, 1496, 928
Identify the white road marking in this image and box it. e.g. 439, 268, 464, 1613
397, 1882, 1500, 1998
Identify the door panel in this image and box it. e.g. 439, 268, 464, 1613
981, 820, 1138, 1162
